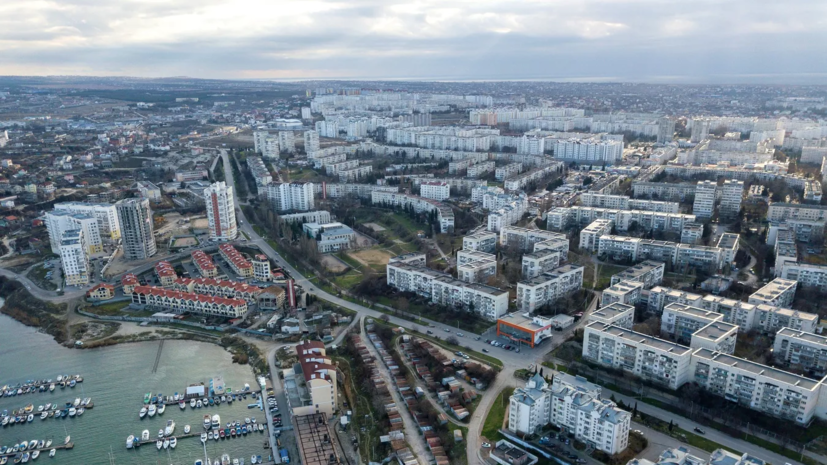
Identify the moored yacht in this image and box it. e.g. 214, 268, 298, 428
147, 405, 156, 417
164, 420, 175, 437
211, 414, 220, 429
126, 435, 135, 449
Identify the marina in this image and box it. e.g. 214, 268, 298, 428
0, 315, 264, 464
1, 398, 94, 427
0, 439, 75, 461
1, 375, 84, 398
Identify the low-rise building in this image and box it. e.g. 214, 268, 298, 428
121, 273, 138, 295
516, 265, 584, 312
278, 210, 332, 224
219, 243, 254, 278
191, 250, 218, 278
490, 440, 539, 465
302, 222, 356, 253
579, 219, 613, 252
497, 313, 555, 348
601, 281, 643, 306
86, 283, 115, 301
748, 278, 797, 308
131, 285, 248, 318
172, 277, 265, 304
251, 254, 271, 281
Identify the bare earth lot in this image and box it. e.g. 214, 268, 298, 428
363, 222, 386, 232
348, 248, 394, 267
320, 255, 349, 273
171, 236, 198, 247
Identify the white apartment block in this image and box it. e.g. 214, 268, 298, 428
689, 321, 739, 354
773, 328, 827, 377
338, 164, 373, 182
46, 211, 103, 255
628, 199, 680, 213
385, 127, 496, 151
59, 229, 90, 286
716, 233, 739, 264
690, 348, 824, 425
598, 236, 724, 271
495, 163, 522, 181
267, 182, 315, 212
754, 303, 818, 334
463, 231, 498, 253
467, 161, 496, 178
804, 180, 822, 203
552, 138, 624, 165
647, 287, 703, 314
303, 130, 320, 153
579, 219, 613, 252
801, 146, 827, 164
767, 203, 827, 223
471, 185, 504, 203
610, 260, 665, 289
781, 262, 827, 292
53, 202, 121, 240
504, 164, 561, 191
720, 179, 744, 218
516, 265, 584, 312
632, 182, 697, 201
549, 206, 696, 234
533, 237, 570, 262
521, 249, 561, 279
251, 255, 271, 282
420, 181, 450, 201
277, 131, 296, 153
748, 278, 797, 308
583, 321, 693, 390
204, 181, 238, 241
325, 159, 360, 176
508, 373, 551, 436
456, 250, 497, 283
312, 153, 347, 169
588, 302, 635, 329
661, 303, 724, 344
580, 192, 630, 209
247, 156, 273, 186
487, 203, 526, 233
279, 210, 332, 224
371, 190, 454, 233
500, 226, 567, 252
262, 135, 280, 159
693, 180, 717, 218
321, 183, 397, 199
601, 281, 643, 307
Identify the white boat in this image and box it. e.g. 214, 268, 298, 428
158, 429, 164, 439
200, 432, 208, 443
211, 414, 221, 429
213, 431, 219, 441
184, 424, 191, 434
37, 441, 44, 449
196, 400, 203, 408
67, 408, 76, 417
40, 412, 48, 420
157, 403, 166, 415
27, 414, 34, 422
37, 405, 44, 412
64, 436, 70, 445
233, 460, 239, 465
203, 414, 211, 429
190, 398, 196, 408
44, 403, 51, 410
49, 384, 54, 392
169, 437, 177, 449
141, 430, 150, 441
76, 408, 84, 416
163, 438, 169, 449
164, 419, 176, 437
72, 398, 80, 407
156, 440, 163, 450
126, 435, 135, 449
45, 440, 52, 448
207, 431, 214, 440
222, 454, 231, 465
179, 401, 186, 410
31, 451, 39, 460
49, 449, 55, 457
147, 405, 156, 417
28, 441, 37, 450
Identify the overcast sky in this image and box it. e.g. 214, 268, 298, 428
2, 0, 826, 83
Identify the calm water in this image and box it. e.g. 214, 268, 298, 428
0, 315, 268, 465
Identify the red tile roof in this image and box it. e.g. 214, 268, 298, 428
191, 250, 217, 270
122, 273, 139, 285
174, 277, 262, 294
133, 285, 246, 307
154, 261, 177, 278
219, 243, 252, 270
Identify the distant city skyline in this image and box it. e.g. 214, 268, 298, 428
2, 0, 827, 84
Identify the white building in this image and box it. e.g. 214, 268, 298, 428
463, 231, 498, 253
116, 198, 157, 260
500, 226, 566, 252
661, 302, 724, 343
302, 222, 355, 253
495, 163, 522, 181
720, 179, 744, 218
45, 211, 103, 255
747, 278, 797, 308
588, 302, 634, 329
204, 181, 238, 241
583, 321, 693, 390
716, 233, 739, 265
59, 229, 90, 286
53, 202, 121, 240
690, 348, 823, 425
516, 265, 584, 312
420, 181, 450, 201
579, 219, 613, 252
693, 180, 717, 218
279, 210, 332, 224
781, 262, 827, 292
456, 250, 497, 283
601, 281, 643, 306
552, 138, 624, 165
268, 182, 315, 212
303, 130, 320, 153
773, 328, 827, 377
610, 261, 665, 289
521, 249, 561, 279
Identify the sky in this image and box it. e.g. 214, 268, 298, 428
1, 0, 827, 83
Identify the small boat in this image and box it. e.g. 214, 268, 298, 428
44, 403, 51, 410
247, 404, 258, 409
26, 414, 33, 422
184, 424, 191, 434
76, 408, 84, 416
251, 456, 256, 464
64, 436, 70, 446
245, 418, 250, 425
158, 430, 164, 439
173, 393, 179, 401
37, 441, 44, 449
190, 399, 196, 408
156, 440, 162, 450
230, 428, 236, 437
24, 404, 33, 413
49, 450, 55, 458
147, 405, 156, 417
21, 452, 30, 463
179, 401, 186, 410
207, 431, 214, 441
72, 399, 80, 408
221, 454, 231, 465
251, 417, 256, 424
45, 440, 51, 448
203, 415, 211, 429
256, 456, 262, 463
68, 380, 75, 388
196, 400, 203, 408
164, 419, 175, 437
28, 441, 37, 450
225, 427, 230, 437
212, 414, 221, 429
126, 435, 135, 449
242, 425, 247, 435
67, 408, 76, 417
157, 403, 165, 415
208, 398, 214, 406
213, 431, 219, 441
39, 412, 47, 420
30, 451, 39, 460
233, 460, 239, 465
214, 460, 220, 465
141, 430, 150, 441
37, 405, 43, 413
169, 437, 177, 449
219, 429, 225, 439
143, 393, 151, 404
48, 384, 54, 392
195, 461, 203, 465
162, 438, 169, 449
200, 432, 207, 443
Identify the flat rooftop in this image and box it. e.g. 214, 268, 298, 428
590, 302, 634, 320
613, 260, 665, 278
664, 302, 723, 322
693, 322, 738, 342
716, 233, 739, 249
586, 321, 692, 355
498, 312, 553, 330
293, 413, 342, 465
605, 280, 643, 294
777, 327, 827, 347
692, 348, 821, 391
751, 278, 797, 300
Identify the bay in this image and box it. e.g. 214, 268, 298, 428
0, 314, 268, 465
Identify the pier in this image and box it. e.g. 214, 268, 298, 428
133, 424, 267, 448
0, 443, 75, 459
1, 374, 84, 398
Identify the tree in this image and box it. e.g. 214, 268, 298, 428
446, 336, 459, 346
668, 420, 673, 432
379, 314, 390, 323
633, 402, 638, 419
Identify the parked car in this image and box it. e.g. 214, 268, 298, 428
444, 328, 450, 332
693, 427, 705, 435
482, 349, 489, 353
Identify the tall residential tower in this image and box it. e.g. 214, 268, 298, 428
204, 181, 238, 241
116, 198, 157, 260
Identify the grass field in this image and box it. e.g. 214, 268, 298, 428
481, 387, 515, 440
27, 264, 58, 291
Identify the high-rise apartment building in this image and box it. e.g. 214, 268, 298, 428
267, 182, 315, 212
278, 131, 296, 153
657, 117, 675, 144
303, 130, 320, 153
59, 229, 90, 286
53, 202, 121, 240
46, 211, 103, 255
693, 181, 717, 218
719, 179, 744, 218
204, 181, 238, 241
690, 119, 710, 143
116, 198, 157, 260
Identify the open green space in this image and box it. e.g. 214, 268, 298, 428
372, 295, 493, 334
481, 387, 515, 440
26, 263, 58, 291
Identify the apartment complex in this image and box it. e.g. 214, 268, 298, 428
579, 219, 613, 252
219, 243, 253, 278
521, 249, 562, 279
747, 278, 797, 307
773, 328, 827, 377
548, 206, 695, 234
267, 182, 315, 212
720, 179, 745, 218
53, 201, 121, 240
780, 262, 827, 292
601, 281, 643, 306
463, 231, 498, 253
59, 229, 90, 286
588, 302, 634, 329
693, 180, 717, 218
516, 264, 585, 312
420, 181, 450, 201
456, 250, 497, 283
610, 260, 665, 289
116, 198, 157, 260
598, 236, 725, 271
154, 261, 177, 287
46, 210, 103, 255
204, 181, 238, 241
579, 192, 679, 213
191, 250, 218, 278
131, 285, 248, 318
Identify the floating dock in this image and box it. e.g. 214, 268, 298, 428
0, 442, 74, 459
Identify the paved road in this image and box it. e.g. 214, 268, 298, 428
0, 266, 86, 303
